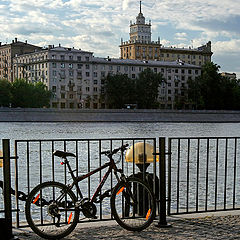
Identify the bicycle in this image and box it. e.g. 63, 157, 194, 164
25, 144, 156, 239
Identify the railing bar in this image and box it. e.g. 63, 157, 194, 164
143, 139, 146, 181
76, 140, 79, 199
196, 139, 200, 212
233, 138, 237, 209
14, 140, 20, 228
153, 138, 157, 198
14, 137, 156, 143
39, 141, 43, 225
186, 139, 190, 213
224, 138, 228, 210
167, 138, 172, 215
110, 140, 113, 219
27, 141, 30, 195
51, 141, 55, 182
133, 139, 135, 176
176, 139, 180, 214
88, 140, 90, 199
64, 141, 67, 223
215, 138, 219, 211
99, 140, 102, 220
205, 139, 209, 212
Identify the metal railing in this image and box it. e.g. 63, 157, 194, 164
167, 137, 240, 215
1, 137, 168, 230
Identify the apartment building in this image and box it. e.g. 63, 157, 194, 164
0, 38, 41, 82
13, 45, 201, 109
120, 2, 212, 66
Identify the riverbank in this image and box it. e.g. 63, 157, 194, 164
1, 108, 240, 122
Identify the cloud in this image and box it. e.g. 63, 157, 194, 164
174, 32, 188, 41
1, 0, 240, 77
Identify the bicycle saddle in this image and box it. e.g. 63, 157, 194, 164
53, 150, 76, 158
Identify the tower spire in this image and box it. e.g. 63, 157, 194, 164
140, 1, 142, 13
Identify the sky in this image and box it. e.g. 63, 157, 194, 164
0, 0, 239, 78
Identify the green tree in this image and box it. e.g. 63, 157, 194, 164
188, 62, 240, 110
104, 74, 136, 108
11, 79, 52, 108
0, 79, 12, 107
136, 68, 164, 109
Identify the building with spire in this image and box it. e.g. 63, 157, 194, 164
120, 1, 212, 66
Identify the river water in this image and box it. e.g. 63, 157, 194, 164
0, 122, 240, 222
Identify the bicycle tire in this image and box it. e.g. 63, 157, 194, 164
25, 181, 79, 239
111, 177, 156, 231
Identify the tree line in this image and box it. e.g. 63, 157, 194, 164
103, 68, 165, 109
188, 62, 240, 110
0, 79, 52, 108
103, 64, 240, 110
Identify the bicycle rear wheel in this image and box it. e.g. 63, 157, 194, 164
25, 181, 79, 239
111, 177, 156, 231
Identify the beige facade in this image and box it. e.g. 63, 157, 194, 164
120, 5, 212, 66
0, 38, 41, 82
13, 45, 201, 109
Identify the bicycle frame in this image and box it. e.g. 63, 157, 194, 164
63, 155, 121, 203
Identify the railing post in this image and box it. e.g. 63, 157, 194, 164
156, 137, 171, 228
2, 139, 13, 239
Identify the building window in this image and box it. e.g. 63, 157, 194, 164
61, 103, 65, 108
77, 71, 82, 77
117, 66, 121, 72
61, 93, 65, 99
195, 70, 199, 74
69, 56, 73, 60
69, 70, 73, 76
94, 72, 98, 77
61, 85, 65, 91
188, 69, 192, 74
101, 71, 105, 78
132, 74, 136, 79
86, 72, 90, 77
70, 94, 73, 99
52, 86, 56, 92
86, 87, 90, 92
85, 56, 90, 61
175, 69, 178, 73
94, 87, 98, 92
77, 56, 81, 61
52, 55, 56, 59
60, 55, 65, 60
86, 64, 90, 70
69, 63, 73, 69
77, 64, 82, 69
53, 70, 57, 76
94, 80, 98, 85
61, 63, 65, 68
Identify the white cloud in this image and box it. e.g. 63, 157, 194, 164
0, 0, 240, 76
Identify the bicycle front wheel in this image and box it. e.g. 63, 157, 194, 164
25, 181, 79, 239
111, 177, 156, 231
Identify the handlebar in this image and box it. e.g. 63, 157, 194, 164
101, 144, 129, 157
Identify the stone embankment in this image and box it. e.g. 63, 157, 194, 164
14, 213, 240, 240
1, 108, 240, 122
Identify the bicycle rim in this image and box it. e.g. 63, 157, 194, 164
25, 182, 79, 239
111, 177, 156, 231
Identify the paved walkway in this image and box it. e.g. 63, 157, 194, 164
13, 212, 240, 239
